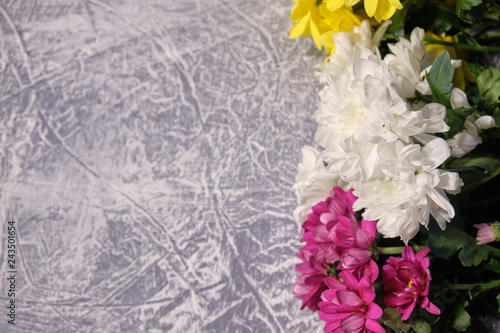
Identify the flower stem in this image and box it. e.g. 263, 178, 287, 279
424, 38, 500, 52
431, 279, 500, 291
377, 245, 427, 255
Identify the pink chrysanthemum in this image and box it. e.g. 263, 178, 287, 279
319, 271, 384, 333
301, 187, 357, 247
294, 186, 360, 311
294, 247, 330, 311
334, 217, 378, 282
474, 222, 500, 245
382, 247, 440, 320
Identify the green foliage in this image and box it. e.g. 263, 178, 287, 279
457, 0, 484, 23
457, 0, 483, 13
411, 320, 432, 333
434, 10, 459, 34
445, 106, 477, 138
447, 155, 500, 192
467, 62, 486, 78
381, 307, 434, 333
488, 258, 500, 274
388, 0, 415, 39
382, 307, 412, 332
427, 225, 492, 266
452, 306, 471, 332
427, 51, 455, 108
477, 66, 500, 103
493, 107, 500, 126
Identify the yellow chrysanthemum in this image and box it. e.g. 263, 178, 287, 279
425, 32, 467, 90
319, 6, 361, 53
288, 0, 361, 51
325, 0, 402, 22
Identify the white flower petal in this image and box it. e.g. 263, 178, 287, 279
437, 170, 463, 195
421, 138, 451, 170
450, 88, 470, 108
476, 115, 496, 130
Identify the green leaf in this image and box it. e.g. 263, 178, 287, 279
411, 319, 432, 333
489, 258, 500, 274
456, 0, 482, 14
458, 2, 484, 23
452, 306, 471, 332
447, 155, 500, 192
427, 51, 455, 108
445, 106, 477, 138
434, 10, 459, 34
427, 225, 491, 266
493, 107, 500, 127
477, 66, 500, 103
497, 294, 500, 313
382, 307, 411, 332
467, 62, 486, 78
388, 0, 414, 39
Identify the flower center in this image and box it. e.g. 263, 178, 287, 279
408, 280, 417, 295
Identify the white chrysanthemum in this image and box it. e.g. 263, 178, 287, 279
383, 27, 436, 98
447, 114, 496, 158
443, 87, 495, 158
314, 43, 449, 184
383, 27, 462, 99
293, 146, 338, 225
315, 20, 391, 84
352, 138, 463, 243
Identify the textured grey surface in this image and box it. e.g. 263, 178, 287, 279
0, 1, 325, 332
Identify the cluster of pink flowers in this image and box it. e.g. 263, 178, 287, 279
294, 188, 378, 310
294, 186, 440, 332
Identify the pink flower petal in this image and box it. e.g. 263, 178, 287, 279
325, 276, 346, 290
365, 318, 386, 333
359, 286, 376, 304
361, 219, 378, 239
402, 246, 416, 261
401, 298, 418, 321
355, 228, 373, 249
385, 293, 415, 307
415, 247, 430, 262
366, 303, 383, 319
340, 312, 366, 333
337, 290, 363, 307
339, 271, 359, 292
425, 300, 441, 315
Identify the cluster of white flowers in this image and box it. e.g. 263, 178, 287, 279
294, 21, 471, 243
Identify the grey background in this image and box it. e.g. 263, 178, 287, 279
0, 0, 325, 332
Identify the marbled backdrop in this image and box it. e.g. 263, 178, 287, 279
0, 0, 325, 332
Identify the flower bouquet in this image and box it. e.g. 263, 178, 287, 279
289, 0, 500, 331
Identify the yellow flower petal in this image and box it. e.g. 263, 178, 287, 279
291, 0, 315, 20
326, 0, 346, 12
290, 4, 302, 21
364, 0, 378, 17
387, 0, 403, 10
343, 7, 361, 25
289, 11, 311, 39
379, 4, 398, 21
453, 67, 466, 91
345, 0, 361, 7
320, 31, 336, 53
310, 20, 322, 49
